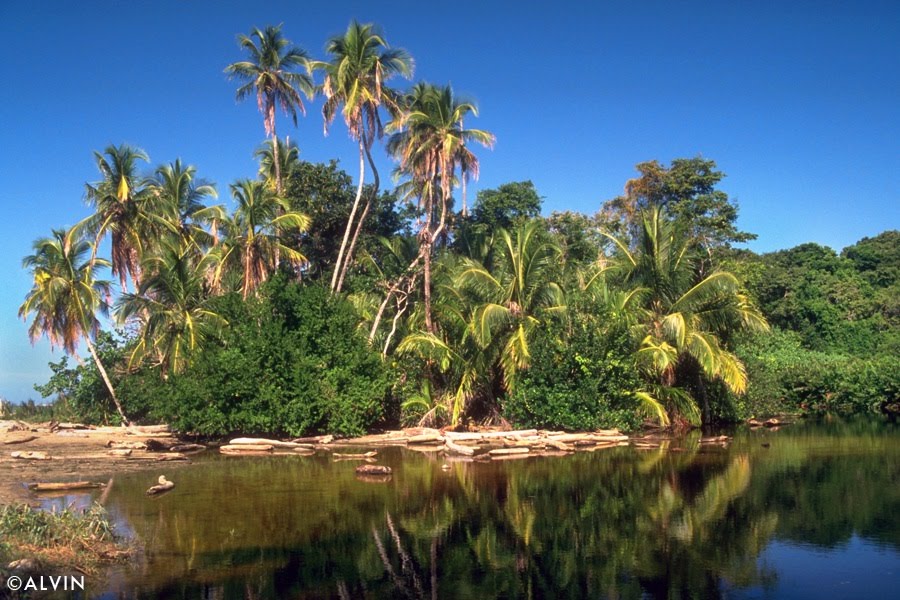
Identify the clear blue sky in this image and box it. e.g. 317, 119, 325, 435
1, 0, 897, 403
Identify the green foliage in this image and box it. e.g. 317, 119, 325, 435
747, 242, 897, 355
734, 329, 900, 418
504, 308, 644, 431
465, 180, 542, 233
34, 331, 133, 425
599, 157, 755, 249
125, 276, 394, 436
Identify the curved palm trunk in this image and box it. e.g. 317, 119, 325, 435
331, 137, 366, 293
84, 335, 130, 426
336, 135, 379, 293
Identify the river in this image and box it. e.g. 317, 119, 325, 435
51, 418, 900, 598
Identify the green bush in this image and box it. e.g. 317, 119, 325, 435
504, 312, 643, 431
133, 278, 394, 437
734, 329, 900, 417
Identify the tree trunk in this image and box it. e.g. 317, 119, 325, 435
84, 335, 130, 426
331, 137, 367, 293
336, 135, 379, 293
272, 130, 282, 268
423, 236, 434, 334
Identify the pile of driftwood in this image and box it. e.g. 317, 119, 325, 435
216, 429, 633, 461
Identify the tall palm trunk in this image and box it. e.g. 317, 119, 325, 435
84, 335, 130, 426
336, 135, 379, 293
331, 137, 366, 292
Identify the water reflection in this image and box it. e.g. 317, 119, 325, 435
99, 419, 900, 599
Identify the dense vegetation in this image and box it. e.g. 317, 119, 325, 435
16, 22, 899, 435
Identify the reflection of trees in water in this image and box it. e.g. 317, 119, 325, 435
103, 421, 900, 598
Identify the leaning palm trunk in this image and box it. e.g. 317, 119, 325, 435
84, 335, 130, 425
337, 136, 379, 293
331, 138, 367, 293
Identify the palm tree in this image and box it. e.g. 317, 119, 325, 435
455, 220, 565, 394
225, 24, 314, 195
606, 207, 768, 425
387, 83, 494, 332
19, 228, 130, 424
79, 144, 151, 292
146, 159, 223, 251
116, 241, 227, 377
255, 137, 301, 191
315, 20, 413, 294
217, 179, 310, 298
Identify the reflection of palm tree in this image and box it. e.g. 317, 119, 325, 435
19, 228, 129, 424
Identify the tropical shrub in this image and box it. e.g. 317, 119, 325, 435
130, 277, 394, 436
734, 329, 900, 417
504, 311, 644, 431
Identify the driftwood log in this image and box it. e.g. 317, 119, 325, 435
11, 451, 49, 460
220, 444, 274, 454
107, 449, 132, 457
107, 440, 147, 450
146, 476, 174, 495
27, 481, 105, 492
2, 435, 37, 445
229, 437, 310, 449
444, 437, 475, 456
489, 447, 530, 456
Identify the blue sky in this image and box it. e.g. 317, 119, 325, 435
1, 0, 897, 403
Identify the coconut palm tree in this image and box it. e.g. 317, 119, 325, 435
315, 20, 413, 293
455, 220, 565, 393
116, 241, 227, 377
146, 159, 223, 251
19, 228, 130, 424
606, 207, 768, 425
216, 179, 310, 298
387, 83, 494, 332
255, 137, 301, 191
225, 24, 314, 195
79, 144, 151, 292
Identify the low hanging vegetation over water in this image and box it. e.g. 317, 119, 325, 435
17, 22, 900, 435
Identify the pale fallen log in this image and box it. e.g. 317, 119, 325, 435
489, 447, 530, 456
355, 464, 392, 475
333, 451, 378, 459
290, 434, 334, 444
128, 425, 171, 434
146, 475, 174, 495
544, 439, 575, 451
157, 453, 188, 461
577, 441, 623, 451
107, 440, 147, 450
444, 437, 475, 456
229, 437, 309, 449
442, 432, 484, 442
11, 451, 49, 460
549, 433, 629, 443
764, 418, 781, 427
56, 422, 90, 430
407, 433, 443, 444
477, 429, 538, 440
293, 448, 316, 455
220, 444, 273, 453
107, 449, 132, 457
27, 481, 105, 492
2, 435, 38, 445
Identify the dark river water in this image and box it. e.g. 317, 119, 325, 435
49, 418, 900, 598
